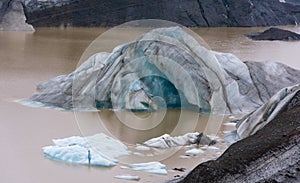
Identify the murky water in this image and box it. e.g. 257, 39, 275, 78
1, 26, 300, 183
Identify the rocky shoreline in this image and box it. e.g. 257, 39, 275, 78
2, 0, 300, 29
174, 99, 300, 182
23, 0, 300, 27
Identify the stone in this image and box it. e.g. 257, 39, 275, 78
172, 104, 300, 183
246, 27, 300, 41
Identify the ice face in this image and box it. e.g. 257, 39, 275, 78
43, 133, 130, 166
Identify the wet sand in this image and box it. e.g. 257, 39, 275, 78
1, 26, 300, 183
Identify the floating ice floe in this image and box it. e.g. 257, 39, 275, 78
223, 122, 237, 126
121, 162, 168, 175
143, 132, 215, 148
135, 145, 151, 151
228, 115, 236, 119
133, 152, 144, 156
114, 174, 140, 181
201, 145, 220, 150
179, 155, 191, 159
185, 148, 205, 156
43, 133, 130, 166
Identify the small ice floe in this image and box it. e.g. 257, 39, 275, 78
223, 122, 237, 126
133, 152, 145, 156
43, 133, 130, 166
201, 145, 220, 150
121, 162, 167, 175
114, 174, 140, 181
135, 145, 151, 151
184, 144, 196, 148
185, 148, 205, 156
228, 115, 236, 119
143, 132, 215, 148
179, 155, 191, 159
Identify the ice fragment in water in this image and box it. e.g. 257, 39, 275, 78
43, 133, 129, 166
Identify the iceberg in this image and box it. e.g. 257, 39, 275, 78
25, 27, 300, 114
43, 133, 130, 166
121, 162, 168, 175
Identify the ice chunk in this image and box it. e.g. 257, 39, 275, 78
133, 152, 144, 156
121, 162, 167, 175
114, 174, 140, 181
185, 148, 205, 155
201, 145, 220, 150
135, 145, 151, 151
223, 122, 237, 126
43, 145, 116, 166
228, 115, 236, 119
43, 133, 130, 166
143, 132, 214, 148
179, 155, 191, 159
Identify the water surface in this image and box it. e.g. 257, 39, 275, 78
1, 26, 300, 183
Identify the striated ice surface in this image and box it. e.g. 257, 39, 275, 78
26, 27, 300, 114
121, 162, 168, 175
43, 133, 130, 166
236, 84, 300, 139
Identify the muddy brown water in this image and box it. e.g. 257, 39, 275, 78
1, 26, 300, 183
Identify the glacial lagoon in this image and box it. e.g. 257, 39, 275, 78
1, 26, 300, 182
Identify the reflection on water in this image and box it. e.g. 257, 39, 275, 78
100, 109, 208, 144
1, 25, 300, 183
